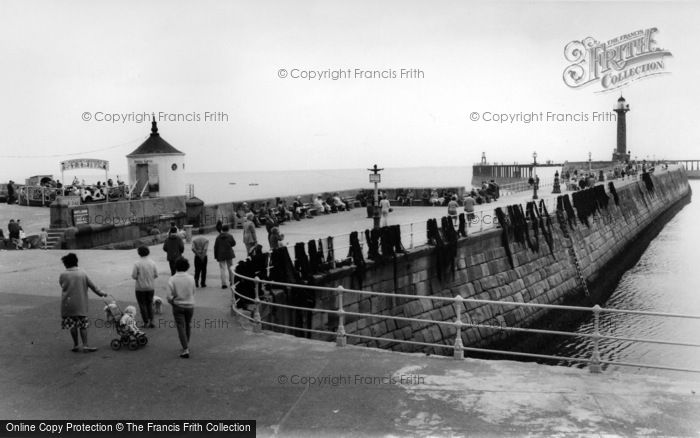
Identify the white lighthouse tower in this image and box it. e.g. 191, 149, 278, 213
126, 121, 186, 198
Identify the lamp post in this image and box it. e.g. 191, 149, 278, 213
588, 152, 592, 171
532, 152, 538, 200
368, 164, 383, 229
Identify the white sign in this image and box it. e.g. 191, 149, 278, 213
60, 158, 109, 171
56, 195, 81, 207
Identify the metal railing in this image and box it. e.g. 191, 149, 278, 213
18, 184, 136, 206
314, 195, 561, 265
230, 271, 700, 375
498, 177, 553, 196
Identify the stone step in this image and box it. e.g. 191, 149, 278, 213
45, 231, 64, 249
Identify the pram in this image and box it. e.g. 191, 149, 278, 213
103, 297, 148, 351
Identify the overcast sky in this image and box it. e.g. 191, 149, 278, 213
0, 0, 697, 182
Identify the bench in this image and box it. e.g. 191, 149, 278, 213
303, 203, 319, 216
342, 197, 361, 208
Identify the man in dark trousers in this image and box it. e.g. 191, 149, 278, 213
162, 227, 184, 275
7, 181, 16, 204
214, 225, 236, 289
191, 234, 209, 288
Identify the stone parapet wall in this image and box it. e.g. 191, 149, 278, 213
48, 196, 186, 249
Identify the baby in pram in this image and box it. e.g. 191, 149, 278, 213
104, 301, 148, 350
120, 306, 144, 337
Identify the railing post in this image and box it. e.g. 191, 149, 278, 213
329, 236, 336, 269
230, 275, 236, 316
453, 296, 464, 360
336, 286, 347, 347
285, 286, 293, 334
409, 223, 414, 249
253, 276, 262, 333
589, 304, 602, 373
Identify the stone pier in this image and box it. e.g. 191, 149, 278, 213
298, 168, 691, 353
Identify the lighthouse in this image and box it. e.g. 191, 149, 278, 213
612, 96, 631, 162
126, 120, 186, 197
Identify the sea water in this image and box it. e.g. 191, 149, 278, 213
184, 166, 562, 204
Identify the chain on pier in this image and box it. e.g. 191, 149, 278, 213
556, 209, 590, 297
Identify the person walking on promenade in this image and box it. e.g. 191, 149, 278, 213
243, 212, 258, 255
59, 253, 108, 352
214, 224, 236, 289
191, 234, 209, 288
379, 194, 391, 227
131, 246, 158, 328
463, 193, 476, 227
162, 227, 184, 275
167, 258, 195, 359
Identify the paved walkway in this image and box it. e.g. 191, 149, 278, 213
1, 240, 699, 434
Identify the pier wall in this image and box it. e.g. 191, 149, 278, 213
298, 169, 691, 352
49, 196, 186, 249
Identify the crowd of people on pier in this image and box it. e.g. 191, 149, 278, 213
561, 159, 665, 192
231, 192, 357, 233
52, 176, 131, 203
4, 176, 133, 206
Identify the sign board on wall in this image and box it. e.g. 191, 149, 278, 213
72, 208, 89, 226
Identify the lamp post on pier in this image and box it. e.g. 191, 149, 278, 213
368, 164, 383, 229
532, 152, 538, 200
588, 152, 592, 172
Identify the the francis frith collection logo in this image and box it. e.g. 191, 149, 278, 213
563, 27, 672, 92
